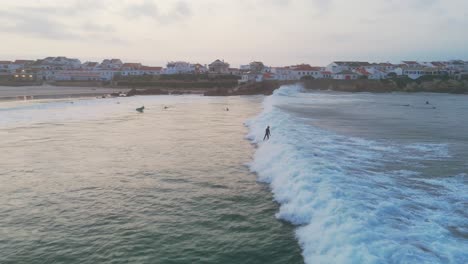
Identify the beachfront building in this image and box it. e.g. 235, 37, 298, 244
238, 72, 265, 84
54, 70, 101, 81
13, 69, 37, 81
290, 64, 324, 80
100, 59, 123, 70
369, 63, 397, 72
41, 57, 81, 69
320, 71, 333, 79
208, 59, 230, 74
333, 70, 359, 80
401, 61, 421, 68
326, 61, 372, 73
271, 67, 294, 80
0, 61, 11, 71
191, 63, 208, 74
228, 68, 241, 76
140, 66, 163, 75
165, 61, 193, 74
401, 67, 447, 80
82, 62, 100, 70
240, 65, 251, 72
444, 60, 466, 73
249, 61, 265, 73
354, 68, 387, 80
97, 70, 119, 81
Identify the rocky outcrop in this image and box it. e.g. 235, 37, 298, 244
126, 88, 169, 96
302, 79, 468, 94
204, 81, 288, 96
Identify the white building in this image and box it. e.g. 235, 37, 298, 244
326, 61, 372, 73
320, 71, 333, 79
354, 68, 388, 80
82, 62, 100, 70
96, 70, 119, 81
100, 59, 123, 70
140, 66, 163, 75
271, 67, 294, 80
54, 70, 100, 81
165, 61, 193, 74
208, 59, 230, 74
402, 67, 447, 80
333, 70, 359, 80
290, 64, 324, 80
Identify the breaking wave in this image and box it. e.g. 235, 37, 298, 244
246, 85, 467, 264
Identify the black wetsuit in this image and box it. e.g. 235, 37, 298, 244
263, 127, 271, 140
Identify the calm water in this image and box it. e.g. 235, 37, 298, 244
247, 85, 468, 263
0, 96, 303, 264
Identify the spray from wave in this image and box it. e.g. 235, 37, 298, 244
246, 85, 467, 264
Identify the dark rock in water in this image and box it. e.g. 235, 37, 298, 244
204, 81, 286, 96
136, 106, 145, 113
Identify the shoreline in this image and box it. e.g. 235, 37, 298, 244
2, 77, 468, 103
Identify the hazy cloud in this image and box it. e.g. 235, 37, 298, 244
123, 0, 192, 24
0, 0, 466, 65
0, 10, 79, 39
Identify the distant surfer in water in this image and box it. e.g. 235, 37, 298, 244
136, 106, 145, 113
263, 126, 271, 141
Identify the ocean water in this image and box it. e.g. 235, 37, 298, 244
0, 95, 303, 264
247, 85, 468, 264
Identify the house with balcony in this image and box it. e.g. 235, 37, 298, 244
208, 59, 230, 74
402, 67, 447, 80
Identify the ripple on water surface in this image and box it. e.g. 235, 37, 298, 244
0, 96, 304, 264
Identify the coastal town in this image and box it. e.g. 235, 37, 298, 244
1, 57, 468, 85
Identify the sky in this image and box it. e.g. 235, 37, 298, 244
0, 0, 467, 67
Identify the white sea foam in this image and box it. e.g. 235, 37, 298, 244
247, 85, 468, 264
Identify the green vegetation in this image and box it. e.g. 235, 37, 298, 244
300, 76, 315, 80
303, 77, 468, 94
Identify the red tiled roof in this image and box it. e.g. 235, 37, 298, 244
355, 68, 370, 75
402, 61, 419, 65
291, 64, 322, 71
141, 66, 162, 71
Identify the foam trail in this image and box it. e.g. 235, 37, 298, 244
246, 85, 468, 264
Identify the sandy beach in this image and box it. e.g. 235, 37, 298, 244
0, 85, 128, 101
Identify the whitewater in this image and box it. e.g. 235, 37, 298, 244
246, 85, 468, 264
